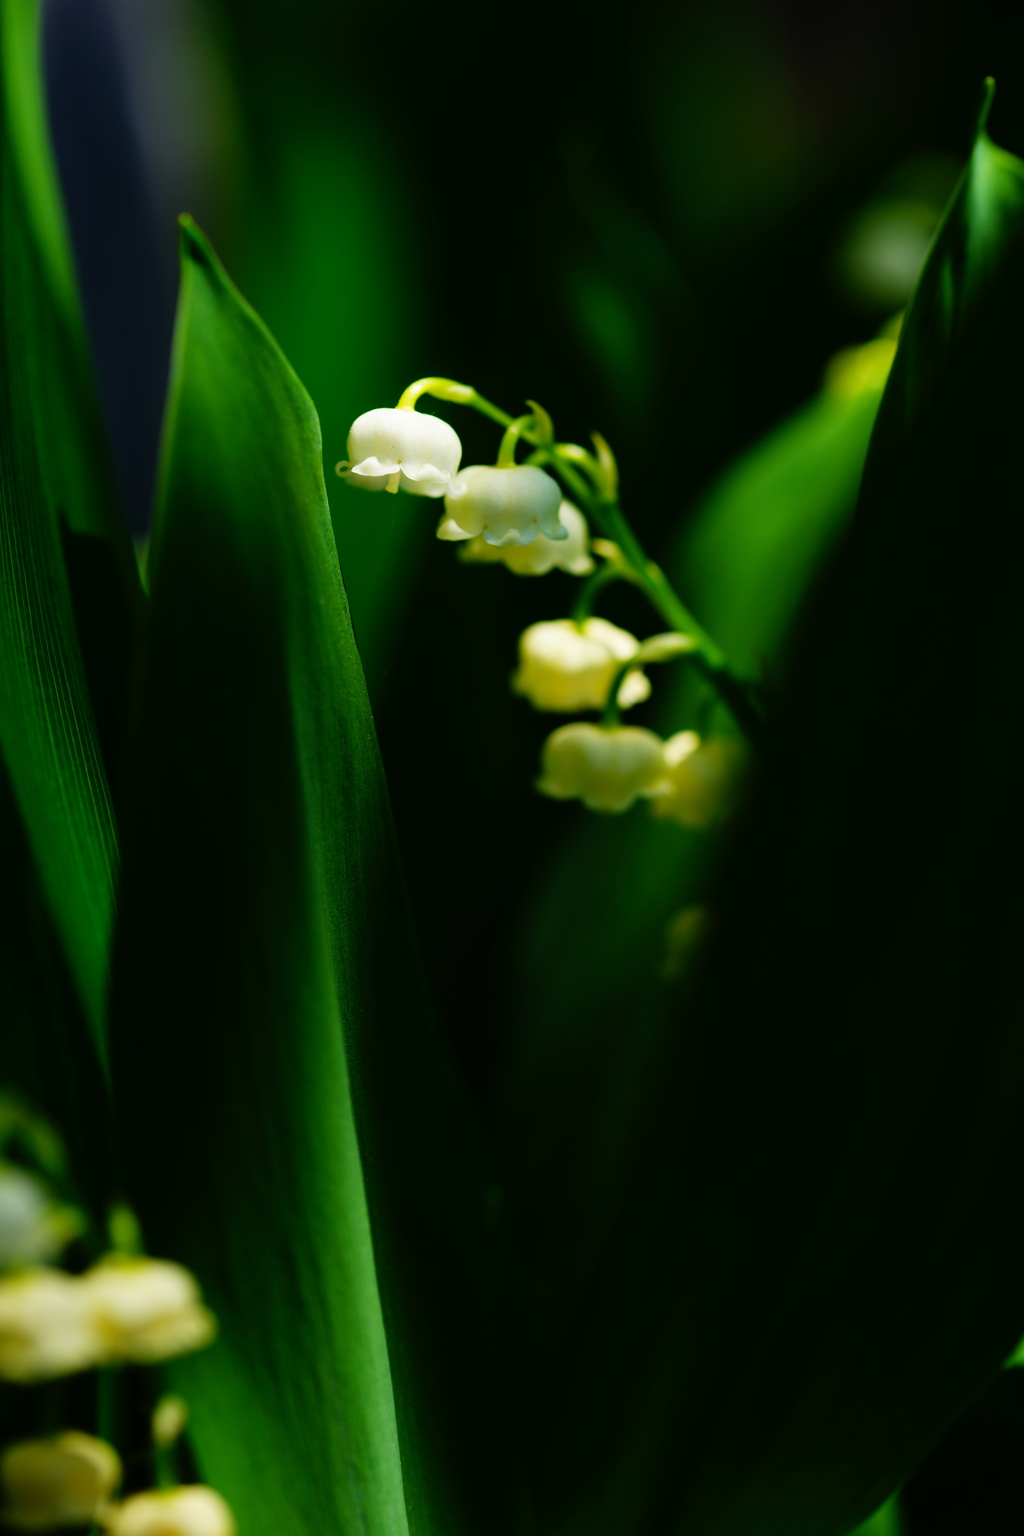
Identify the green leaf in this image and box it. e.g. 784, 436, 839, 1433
112, 220, 514, 1536
501, 348, 888, 1341
0, 0, 140, 1057
531, 94, 1024, 1536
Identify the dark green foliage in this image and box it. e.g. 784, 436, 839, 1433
111, 220, 514, 1536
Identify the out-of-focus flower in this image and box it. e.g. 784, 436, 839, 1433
439, 465, 565, 546
0, 1167, 80, 1270
661, 905, 711, 981
649, 733, 747, 828
456, 501, 594, 575
340, 407, 461, 496
104, 1487, 235, 1536
1, 1433, 121, 1529
0, 1270, 99, 1382
152, 1396, 189, 1450
82, 1257, 216, 1366
513, 619, 650, 712
537, 723, 667, 813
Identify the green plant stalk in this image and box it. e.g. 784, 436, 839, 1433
417, 381, 765, 744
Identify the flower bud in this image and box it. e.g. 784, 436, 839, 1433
344, 408, 461, 497
0, 1269, 100, 1382
455, 501, 594, 576
104, 1487, 235, 1536
1, 1433, 121, 1529
0, 1166, 78, 1270
513, 618, 651, 712
82, 1257, 216, 1365
648, 732, 747, 828
441, 464, 565, 546
152, 1395, 189, 1450
537, 723, 668, 813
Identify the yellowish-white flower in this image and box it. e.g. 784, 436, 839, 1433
512, 618, 651, 712
1, 1433, 121, 1529
104, 1487, 235, 1536
537, 723, 668, 813
648, 732, 747, 828
455, 501, 594, 576
439, 464, 565, 546
342, 407, 461, 497
0, 1269, 100, 1382
82, 1257, 216, 1365
0, 1166, 79, 1270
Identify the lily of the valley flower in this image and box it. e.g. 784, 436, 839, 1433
104, 1487, 236, 1536
513, 618, 650, 712
0, 1167, 79, 1271
0, 1270, 101, 1382
439, 464, 565, 546
456, 501, 594, 576
536, 723, 668, 813
83, 1257, 216, 1365
1, 1433, 121, 1530
648, 732, 747, 828
341, 407, 461, 496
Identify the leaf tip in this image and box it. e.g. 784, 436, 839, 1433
976, 76, 997, 139
178, 215, 214, 271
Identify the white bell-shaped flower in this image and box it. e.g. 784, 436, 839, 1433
440, 464, 565, 547
104, 1487, 236, 1536
0, 1167, 78, 1270
512, 618, 651, 712
537, 723, 668, 813
455, 501, 594, 576
82, 1256, 216, 1365
1, 1433, 121, 1529
648, 732, 747, 828
344, 407, 461, 497
0, 1269, 100, 1382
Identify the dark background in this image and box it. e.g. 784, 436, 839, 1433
40, 1, 1024, 1529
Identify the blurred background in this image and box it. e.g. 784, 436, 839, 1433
39, 1, 1024, 1528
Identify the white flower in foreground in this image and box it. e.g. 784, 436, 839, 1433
104, 1487, 236, 1536
1, 1433, 121, 1529
0, 1269, 100, 1382
0, 1166, 77, 1270
513, 618, 651, 712
343, 407, 461, 497
82, 1256, 216, 1365
439, 464, 565, 546
648, 732, 747, 828
537, 723, 668, 813
456, 501, 594, 575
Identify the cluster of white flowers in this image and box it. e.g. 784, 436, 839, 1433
0, 1256, 216, 1383
0, 1432, 233, 1536
340, 388, 751, 826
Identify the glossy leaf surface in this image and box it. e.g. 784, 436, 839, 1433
533, 97, 1024, 1536
112, 221, 510, 1536
0, 0, 139, 1055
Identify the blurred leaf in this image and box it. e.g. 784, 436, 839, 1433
532, 91, 1024, 1536
113, 220, 516, 1536
0, 0, 140, 1057
228, 77, 425, 695
502, 347, 888, 1340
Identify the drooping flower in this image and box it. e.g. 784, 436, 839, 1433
1, 1433, 121, 1530
439, 464, 565, 546
536, 723, 668, 813
648, 732, 747, 828
0, 1269, 100, 1382
341, 408, 461, 496
454, 500, 594, 575
82, 1257, 216, 1365
512, 618, 651, 712
0, 1166, 80, 1270
104, 1487, 236, 1536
